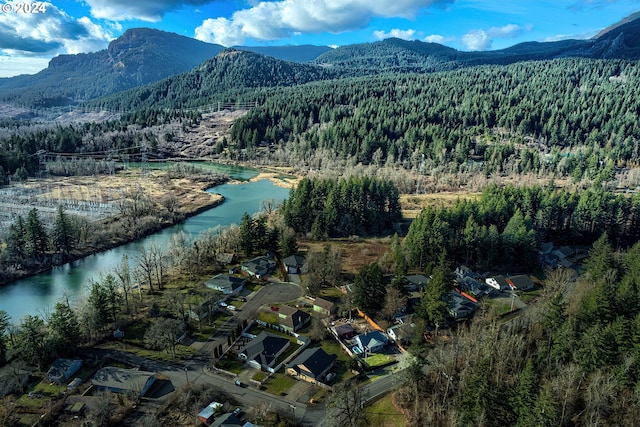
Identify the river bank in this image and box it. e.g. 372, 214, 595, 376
0, 169, 228, 287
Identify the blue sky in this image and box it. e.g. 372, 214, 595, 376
0, 0, 639, 77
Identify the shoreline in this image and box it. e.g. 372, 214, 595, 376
0, 175, 227, 287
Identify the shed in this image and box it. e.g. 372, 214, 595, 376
197, 401, 223, 424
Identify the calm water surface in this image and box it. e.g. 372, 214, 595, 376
0, 164, 289, 323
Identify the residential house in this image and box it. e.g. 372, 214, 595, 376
454, 266, 476, 280
91, 367, 156, 397
553, 246, 574, 259
283, 255, 305, 274
354, 330, 388, 354
485, 275, 510, 291
278, 305, 311, 333
211, 413, 243, 427
238, 331, 291, 371
404, 274, 429, 292
506, 275, 535, 291
47, 359, 82, 384
205, 274, 247, 296
241, 255, 276, 279
286, 348, 337, 384
332, 323, 355, 340
458, 276, 493, 298
312, 297, 336, 317
197, 401, 223, 424
387, 323, 416, 345
216, 253, 236, 265
447, 291, 478, 319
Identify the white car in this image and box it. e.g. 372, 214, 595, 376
219, 301, 228, 307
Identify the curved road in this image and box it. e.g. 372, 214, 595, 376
103, 280, 401, 426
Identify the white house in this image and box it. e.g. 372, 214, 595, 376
485, 275, 510, 291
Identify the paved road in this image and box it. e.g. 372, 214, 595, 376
99, 280, 402, 426
193, 281, 303, 360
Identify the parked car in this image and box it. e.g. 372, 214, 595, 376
228, 305, 236, 311
233, 407, 241, 415
235, 379, 243, 386
219, 301, 228, 307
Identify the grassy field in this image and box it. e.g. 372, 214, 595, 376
302, 238, 392, 277
365, 394, 406, 427
400, 192, 481, 218
362, 353, 396, 370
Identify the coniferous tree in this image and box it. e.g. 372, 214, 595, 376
25, 208, 48, 260
52, 205, 74, 256
353, 262, 386, 316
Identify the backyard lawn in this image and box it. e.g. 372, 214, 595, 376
362, 353, 395, 370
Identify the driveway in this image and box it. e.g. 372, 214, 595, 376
193, 281, 303, 360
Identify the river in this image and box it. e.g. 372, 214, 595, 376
0, 164, 290, 323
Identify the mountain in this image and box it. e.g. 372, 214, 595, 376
88, 49, 337, 112
235, 45, 332, 62
0, 28, 225, 108
315, 12, 640, 72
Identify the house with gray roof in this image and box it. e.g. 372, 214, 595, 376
278, 305, 311, 333
91, 367, 156, 397
241, 255, 276, 279
47, 359, 82, 384
283, 255, 305, 274
205, 274, 247, 295
506, 275, 535, 291
354, 330, 388, 353
404, 274, 429, 292
238, 331, 290, 371
286, 348, 337, 384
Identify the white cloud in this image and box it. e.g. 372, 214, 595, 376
85, 0, 215, 22
461, 30, 491, 50
424, 34, 445, 43
461, 23, 532, 51
195, 0, 454, 46
373, 29, 417, 40
487, 23, 532, 38
424, 34, 455, 44
195, 17, 247, 46
0, 55, 50, 77
0, 2, 114, 75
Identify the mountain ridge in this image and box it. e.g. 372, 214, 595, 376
1, 12, 640, 111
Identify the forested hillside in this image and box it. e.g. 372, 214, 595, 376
398, 235, 640, 426
87, 49, 337, 112
315, 14, 640, 73
231, 58, 640, 178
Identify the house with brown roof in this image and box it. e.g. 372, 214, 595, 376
312, 297, 336, 317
